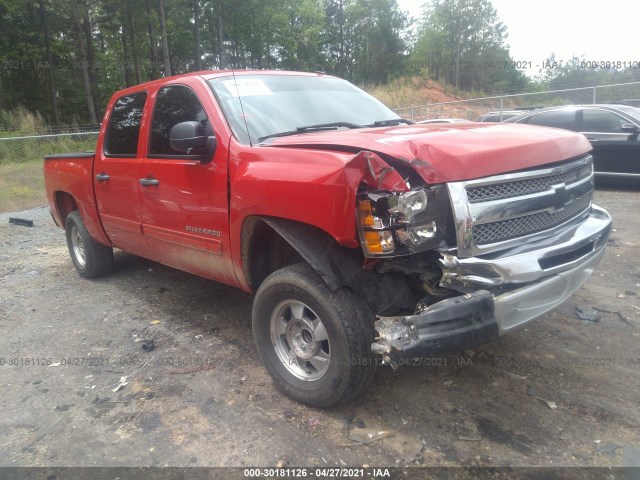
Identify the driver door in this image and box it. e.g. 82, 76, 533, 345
138, 83, 235, 284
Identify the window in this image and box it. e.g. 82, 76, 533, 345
208, 75, 402, 145
149, 86, 210, 156
522, 110, 577, 131
582, 109, 626, 133
105, 92, 147, 156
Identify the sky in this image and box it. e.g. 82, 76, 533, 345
397, 0, 640, 77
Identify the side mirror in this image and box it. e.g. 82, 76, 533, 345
620, 123, 640, 134
169, 121, 216, 163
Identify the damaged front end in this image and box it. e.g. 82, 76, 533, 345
372, 291, 497, 368
349, 152, 501, 365
353, 152, 611, 365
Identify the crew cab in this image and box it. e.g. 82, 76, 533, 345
44, 71, 612, 407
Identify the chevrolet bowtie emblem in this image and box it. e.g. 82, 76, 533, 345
552, 184, 571, 210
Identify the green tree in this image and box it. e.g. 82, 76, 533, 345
345, 0, 407, 84
275, 0, 325, 71
411, 0, 527, 92
1, 0, 406, 124
323, 0, 349, 77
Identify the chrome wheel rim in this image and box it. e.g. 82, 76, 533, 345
70, 225, 86, 268
270, 300, 331, 381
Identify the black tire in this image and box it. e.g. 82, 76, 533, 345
65, 210, 113, 279
252, 263, 376, 408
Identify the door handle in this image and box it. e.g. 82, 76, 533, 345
95, 172, 110, 182
139, 177, 160, 187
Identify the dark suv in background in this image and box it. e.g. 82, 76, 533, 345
506, 105, 640, 181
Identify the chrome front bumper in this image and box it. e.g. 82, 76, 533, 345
372, 205, 611, 361
440, 204, 611, 332
493, 242, 606, 332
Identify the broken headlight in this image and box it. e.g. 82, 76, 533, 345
356, 186, 453, 257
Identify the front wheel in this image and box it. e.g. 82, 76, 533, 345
252, 263, 376, 408
65, 211, 113, 279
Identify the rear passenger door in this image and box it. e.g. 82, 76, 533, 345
94, 91, 147, 255
138, 83, 236, 284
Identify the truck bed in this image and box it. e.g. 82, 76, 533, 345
43, 151, 110, 246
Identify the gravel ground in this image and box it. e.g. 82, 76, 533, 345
0, 187, 639, 471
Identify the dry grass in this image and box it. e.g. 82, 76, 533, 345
363, 76, 464, 109
0, 161, 45, 213
0, 106, 46, 135
0, 133, 96, 213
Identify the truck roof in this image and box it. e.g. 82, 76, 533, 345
114, 70, 332, 95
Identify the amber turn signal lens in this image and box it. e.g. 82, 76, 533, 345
357, 199, 395, 256
357, 200, 375, 227
364, 231, 384, 254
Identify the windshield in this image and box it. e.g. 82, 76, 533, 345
208, 74, 401, 145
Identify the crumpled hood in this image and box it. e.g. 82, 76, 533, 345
264, 123, 592, 184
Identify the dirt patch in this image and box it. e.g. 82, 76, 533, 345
420, 79, 464, 104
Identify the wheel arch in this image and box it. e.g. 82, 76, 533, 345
242, 216, 418, 316
53, 191, 79, 226
51, 190, 111, 246
241, 216, 307, 292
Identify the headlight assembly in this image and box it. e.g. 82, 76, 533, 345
356, 186, 453, 258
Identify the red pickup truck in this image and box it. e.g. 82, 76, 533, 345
44, 71, 612, 407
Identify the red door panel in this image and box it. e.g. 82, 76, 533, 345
94, 91, 147, 255
138, 82, 237, 285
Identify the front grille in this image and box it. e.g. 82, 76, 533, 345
447, 155, 595, 257
473, 192, 591, 245
466, 163, 592, 203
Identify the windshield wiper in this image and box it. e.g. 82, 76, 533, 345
257, 122, 363, 142
297, 121, 363, 132
365, 118, 413, 127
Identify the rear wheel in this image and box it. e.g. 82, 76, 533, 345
252, 263, 376, 408
65, 211, 113, 279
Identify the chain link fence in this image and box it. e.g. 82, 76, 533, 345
0, 124, 101, 136
394, 81, 640, 122
0, 131, 98, 213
